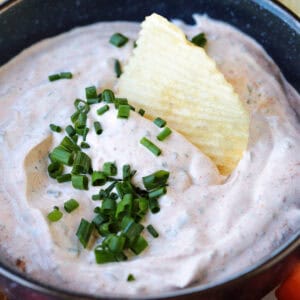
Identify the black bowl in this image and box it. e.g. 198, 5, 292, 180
0, 1, 299, 299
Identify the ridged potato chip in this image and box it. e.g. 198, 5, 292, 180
116, 13, 249, 175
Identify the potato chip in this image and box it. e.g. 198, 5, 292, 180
116, 13, 249, 175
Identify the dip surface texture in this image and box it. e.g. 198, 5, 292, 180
0, 16, 299, 296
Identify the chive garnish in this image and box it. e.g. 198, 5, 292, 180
102, 89, 115, 103
147, 225, 159, 238
153, 117, 166, 128
82, 127, 89, 141
47, 162, 64, 179
97, 105, 110, 115
103, 162, 117, 176
48, 72, 73, 81
142, 170, 169, 191
191, 32, 207, 47
71, 110, 80, 123
60, 136, 80, 152
56, 173, 72, 183
48, 74, 60, 81
87, 98, 100, 105
157, 127, 172, 141
80, 141, 90, 149
140, 137, 161, 156
50, 146, 74, 166
49, 124, 62, 133
127, 274, 135, 282
72, 151, 91, 174
94, 121, 103, 135
95, 247, 117, 264
60, 72, 73, 79
72, 174, 89, 190
138, 108, 145, 116
114, 98, 128, 109
92, 171, 107, 186
149, 198, 160, 214
114, 59, 122, 78
130, 235, 148, 255
76, 218, 94, 248
64, 199, 79, 213
65, 125, 76, 137
148, 186, 167, 199
47, 207, 63, 222
109, 33, 129, 47
85, 86, 98, 99
107, 235, 126, 253
117, 105, 130, 119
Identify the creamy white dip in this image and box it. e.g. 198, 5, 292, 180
0, 15, 299, 296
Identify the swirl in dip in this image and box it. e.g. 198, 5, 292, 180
0, 15, 299, 296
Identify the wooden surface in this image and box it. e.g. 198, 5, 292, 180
278, 0, 300, 16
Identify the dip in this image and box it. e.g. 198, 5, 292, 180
0, 15, 299, 296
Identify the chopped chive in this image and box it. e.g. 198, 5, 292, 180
65, 125, 76, 137
80, 141, 90, 149
140, 137, 161, 156
92, 171, 107, 186
49, 124, 62, 133
101, 198, 117, 216
60, 72, 73, 79
114, 59, 122, 78
122, 164, 131, 181
108, 235, 126, 253
71, 134, 78, 143
133, 40, 137, 48
82, 127, 89, 141
127, 274, 135, 282
94, 121, 103, 135
48, 74, 60, 81
109, 33, 129, 47
48, 72, 73, 81
92, 214, 107, 227
98, 222, 117, 236
87, 98, 100, 105
129, 105, 135, 111
115, 193, 133, 219
64, 199, 79, 213
72, 151, 91, 174
117, 105, 130, 119
153, 117, 166, 128
85, 85, 97, 99
114, 98, 128, 109
47, 207, 63, 222
97, 105, 110, 115
47, 162, 64, 179
147, 225, 159, 238
76, 218, 94, 248
72, 174, 89, 190
56, 173, 72, 183
95, 247, 117, 264
148, 186, 167, 199
138, 108, 145, 116
149, 198, 160, 214
102, 89, 115, 103
74, 99, 90, 114
103, 162, 117, 176
71, 110, 80, 123
130, 235, 148, 255
142, 170, 169, 191
50, 146, 74, 166
75, 112, 87, 134
157, 127, 172, 141
191, 32, 207, 47
60, 136, 80, 152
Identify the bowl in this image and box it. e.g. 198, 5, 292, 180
0, 0, 299, 299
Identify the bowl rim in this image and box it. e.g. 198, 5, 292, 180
0, 0, 299, 299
